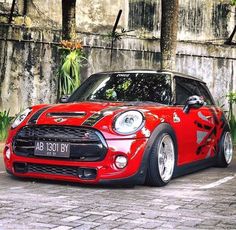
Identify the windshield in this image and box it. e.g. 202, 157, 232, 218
68, 73, 172, 104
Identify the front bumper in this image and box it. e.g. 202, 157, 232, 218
3, 138, 148, 185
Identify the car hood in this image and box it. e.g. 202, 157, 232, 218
26, 101, 166, 139
32, 101, 126, 124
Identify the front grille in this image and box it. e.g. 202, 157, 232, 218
28, 163, 78, 177
17, 125, 100, 142
14, 162, 97, 179
13, 125, 107, 161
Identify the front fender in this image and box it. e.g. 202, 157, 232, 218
133, 122, 178, 184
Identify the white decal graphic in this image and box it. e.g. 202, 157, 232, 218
173, 112, 180, 123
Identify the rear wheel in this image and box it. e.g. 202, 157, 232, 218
216, 131, 233, 167
146, 125, 176, 186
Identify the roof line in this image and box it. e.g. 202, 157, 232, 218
93, 69, 205, 83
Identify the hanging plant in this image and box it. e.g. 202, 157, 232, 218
57, 40, 86, 100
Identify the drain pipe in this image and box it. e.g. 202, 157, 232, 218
110, 9, 122, 67
8, 0, 17, 24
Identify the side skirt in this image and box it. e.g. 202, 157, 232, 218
173, 157, 216, 178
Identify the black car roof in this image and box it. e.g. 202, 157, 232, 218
93, 69, 205, 84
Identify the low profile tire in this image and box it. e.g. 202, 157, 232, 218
216, 131, 233, 168
146, 124, 177, 187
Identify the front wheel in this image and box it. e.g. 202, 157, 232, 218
216, 131, 233, 167
146, 125, 176, 187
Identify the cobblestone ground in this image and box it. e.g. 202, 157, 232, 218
0, 144, 235, 230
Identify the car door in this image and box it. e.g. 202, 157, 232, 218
173, 76, 218, 165
194, 81, 222, 160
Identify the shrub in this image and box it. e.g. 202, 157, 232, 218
227, 92, 236, 144
0, 110, 13, 141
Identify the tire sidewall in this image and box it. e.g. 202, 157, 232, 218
217, 130, 233, 167
147, 123, 177, 186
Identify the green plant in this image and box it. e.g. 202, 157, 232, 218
106, 28, 131, 41
227, 92, 236, 143
106, 31, 123, 41
0, 110, 13, 141
57, 40, 86, 100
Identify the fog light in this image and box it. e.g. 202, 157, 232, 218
5, 147, 11, 160
115, 156, 128, 169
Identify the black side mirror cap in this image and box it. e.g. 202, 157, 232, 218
183, 95, 205, 114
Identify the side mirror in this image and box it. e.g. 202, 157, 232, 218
59, 95, 70, 103
183, 95, 205, 114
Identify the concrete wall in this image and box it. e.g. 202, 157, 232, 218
0, 0, 235, 114
0, 25, 235, 115
176, 43, 236, 105
1, 0, 235, 41
0, 26, 60, 113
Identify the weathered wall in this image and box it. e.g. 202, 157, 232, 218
176, 43, 236, 105
1, 0, 235, 41
0, 25, 235, 115
178, 0, 235, 41
0, 0, 235, 114
0, 25, 60, 113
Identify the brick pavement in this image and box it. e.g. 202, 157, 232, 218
0, 143, 235, 229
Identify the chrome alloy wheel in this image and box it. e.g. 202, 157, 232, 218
224, 132, 233, 164
157, 134, 175, 182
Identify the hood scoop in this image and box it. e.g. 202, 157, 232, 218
47, 112, 86, 118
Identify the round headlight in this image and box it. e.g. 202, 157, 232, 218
11, 108, 32, 129
114, 110, 144, 135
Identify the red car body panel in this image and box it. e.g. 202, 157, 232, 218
3, 70, 229, 185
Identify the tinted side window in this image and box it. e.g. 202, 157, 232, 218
196, 82, 214, 105
175, 76, 213, 105
175, 76, 199, 105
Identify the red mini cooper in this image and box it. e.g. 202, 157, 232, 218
3, 70, 233, 186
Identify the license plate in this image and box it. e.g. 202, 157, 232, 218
34, 141, 70, 158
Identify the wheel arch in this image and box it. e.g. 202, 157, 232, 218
137, 122, 178, 184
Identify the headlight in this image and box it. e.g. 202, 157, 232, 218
11, 108, 32, 129
113, 110, 144, 135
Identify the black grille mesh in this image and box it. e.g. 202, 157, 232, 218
28, 163, 78, 177
17, 125, 100, 142
13, 125, 107, 161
